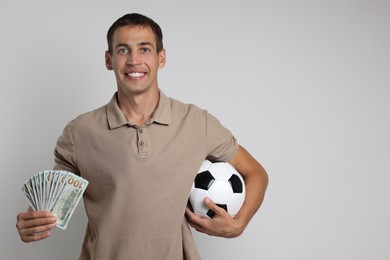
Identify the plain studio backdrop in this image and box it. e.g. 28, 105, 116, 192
1, 0, 389, 259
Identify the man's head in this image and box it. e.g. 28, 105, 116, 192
105, 13, 166, 97
107, 13, 163, 54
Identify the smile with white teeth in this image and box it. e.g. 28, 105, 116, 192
126, 72, 145, 78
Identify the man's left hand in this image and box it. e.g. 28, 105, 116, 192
185, 197, 244, 238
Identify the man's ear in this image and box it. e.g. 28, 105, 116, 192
105, 51, 113, 70
158, 48, 166, 69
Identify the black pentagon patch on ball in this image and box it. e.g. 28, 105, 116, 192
207, 204, 228, 218
194, 171, 215, 190
229, 174, 243, 193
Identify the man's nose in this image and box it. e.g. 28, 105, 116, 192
126, 52, 141, 65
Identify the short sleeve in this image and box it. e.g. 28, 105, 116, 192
205, 111, 238, 162
54, 122, 80, 175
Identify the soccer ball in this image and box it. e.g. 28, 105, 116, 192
189, 160, 246, 218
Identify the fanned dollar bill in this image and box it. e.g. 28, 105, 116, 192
21, 170, 88, 230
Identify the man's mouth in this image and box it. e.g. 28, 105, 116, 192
126, 72, 146, 78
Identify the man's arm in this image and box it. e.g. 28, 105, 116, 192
185, 145, 268, 237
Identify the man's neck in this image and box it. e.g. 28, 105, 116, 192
117, 88, 160, 126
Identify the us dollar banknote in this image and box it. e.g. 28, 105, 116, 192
21, 170, 88, 230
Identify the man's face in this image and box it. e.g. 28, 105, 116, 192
105, 25, 166, 96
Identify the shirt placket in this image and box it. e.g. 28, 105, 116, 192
137, 127, 147, 157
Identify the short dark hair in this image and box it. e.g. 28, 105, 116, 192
106, 13, 163, 54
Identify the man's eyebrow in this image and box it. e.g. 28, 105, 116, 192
114, 43, 130, 49
138, 41, 155, 48
114, 42, 155, 49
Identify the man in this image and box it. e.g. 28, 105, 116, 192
16, 13, 268, 259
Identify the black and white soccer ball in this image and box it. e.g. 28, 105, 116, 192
189, 160, 246, 218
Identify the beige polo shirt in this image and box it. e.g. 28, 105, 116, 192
54, 90, 238, 260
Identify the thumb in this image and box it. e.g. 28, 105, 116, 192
204, 197, 214, 207
204, 197, 227, 217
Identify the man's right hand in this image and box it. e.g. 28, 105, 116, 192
16, 209, 57, 243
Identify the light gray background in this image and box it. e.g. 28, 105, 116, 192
1, 0, 389, 259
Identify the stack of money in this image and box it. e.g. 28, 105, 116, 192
21, 170, 88, 230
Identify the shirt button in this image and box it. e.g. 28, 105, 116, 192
139, 129, 143, 134
139, 141, 144, 146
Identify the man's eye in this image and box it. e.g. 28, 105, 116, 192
141, 48, 150, 53
118, 48, 128, 54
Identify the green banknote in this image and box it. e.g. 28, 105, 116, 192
21, 170, 89, 230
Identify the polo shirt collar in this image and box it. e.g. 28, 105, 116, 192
151, 90, 171, 125
107, 90, 171, 130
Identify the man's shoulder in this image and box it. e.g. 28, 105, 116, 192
67, 103, 108, 129
168, 96, 207, 117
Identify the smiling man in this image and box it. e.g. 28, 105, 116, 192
16, 13, 268, 260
